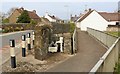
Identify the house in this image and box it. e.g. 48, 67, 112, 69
45, 12, 63, 23
107, 24, 120, 32
9, 7, 40, 23
76, 9, 120, 31
70, 14, 79, 23
40, 17, 52, 25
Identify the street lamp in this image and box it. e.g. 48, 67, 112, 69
64, 5, 69, 21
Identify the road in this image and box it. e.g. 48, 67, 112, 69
46, 30, 107, 72
0, 30, 33, 48
0, 30, 33, 65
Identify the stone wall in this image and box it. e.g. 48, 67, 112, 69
51, 22, 70, 34
107, 25, 120, 32
63, 33, 72, 54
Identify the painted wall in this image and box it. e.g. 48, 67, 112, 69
77, 11, 108, 31
45, 14, 56, 22
108, 21, 118, 25
76, 22, 81, 29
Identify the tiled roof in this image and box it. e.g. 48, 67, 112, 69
41, 17, 51, 24
28, 11, 40, 19
77, 9, 120, 22
71, 16, 79, 22
16, 8, 40, 19
48, 15, 62, 21
98, 12, 120, 21
77, 10, 94, 22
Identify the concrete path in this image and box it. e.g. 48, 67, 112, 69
46, 30, 107, 72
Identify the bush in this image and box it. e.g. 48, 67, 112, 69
69, 22, 75, 34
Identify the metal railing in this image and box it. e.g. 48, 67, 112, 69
87, 27, 120, 72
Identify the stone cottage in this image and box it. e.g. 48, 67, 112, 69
8, 7, 40, 23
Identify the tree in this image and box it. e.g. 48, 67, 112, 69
2, 18, 9, 23
16, 10, 31, 23
69, 22, 75, 34
0, 12, 8, 23
7, 7, 17, 16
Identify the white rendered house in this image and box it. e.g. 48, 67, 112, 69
76, 9, 120, 31
45, 12, 63, 23
45, 13, 56, 22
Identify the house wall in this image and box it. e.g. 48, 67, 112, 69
76, 22, 81, 29
107, 27, 120, 32
45, 14, 56, 22
108, 21, 117, 25
9, 10, 21, 23
78, 11, 108, 31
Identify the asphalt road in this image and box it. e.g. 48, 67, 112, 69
0, 30, 33, 48
46, 30, 107, 72
0, 30, 33, 65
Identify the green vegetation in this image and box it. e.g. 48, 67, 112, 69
2, 18, 9, 23
114, 59, 120, 74
107, 32, 120, 37
16, 10, 31, 23
69, 22, 75, 34
30, 20, 37, 25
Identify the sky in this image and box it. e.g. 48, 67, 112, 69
1, 1, 120, 20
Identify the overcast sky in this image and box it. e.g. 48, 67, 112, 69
1, 0, 120, 20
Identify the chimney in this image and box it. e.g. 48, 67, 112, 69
33, 10, 36, 13
88, 8, 91, 11
75, 15, 77, 17
20, 7, 24, 11
84, 9, 88, 13
70, 14, 72, 17
52, 15, 55, 17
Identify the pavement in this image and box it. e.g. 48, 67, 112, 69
46, 30, 107, 72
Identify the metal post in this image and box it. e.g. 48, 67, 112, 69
22, 35, 26, 57
32, 31, 35, 45
60, 37, 63, 52
27, 33, 31, 50
71, 36, 74, 55
9, 39, 16, 68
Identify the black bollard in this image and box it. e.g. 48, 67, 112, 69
27, 33, 31, 50
22, 35, 26, 57
32, 31, 35, 45
9, 39, 16, 68
71, 36, 74, 55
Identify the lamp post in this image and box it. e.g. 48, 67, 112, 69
64, 5, 69, 21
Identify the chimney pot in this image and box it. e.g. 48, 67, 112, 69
89, 8, 91, 11
20, 7, 24, 10
33, 10, 36, 13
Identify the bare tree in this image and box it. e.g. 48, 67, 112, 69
7, 7, 17, 16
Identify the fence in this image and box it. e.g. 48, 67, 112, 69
87, 27, 120, 72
